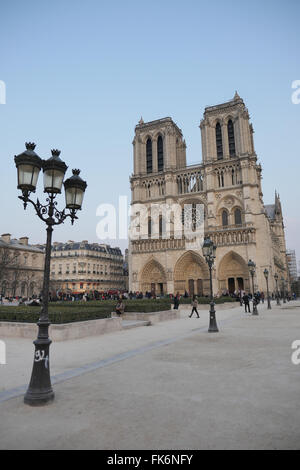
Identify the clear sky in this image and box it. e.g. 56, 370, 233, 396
0, 0, 299, 266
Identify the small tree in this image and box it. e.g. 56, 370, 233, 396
0, 246, 20, 296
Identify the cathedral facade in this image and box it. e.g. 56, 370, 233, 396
129, 93, 289, 297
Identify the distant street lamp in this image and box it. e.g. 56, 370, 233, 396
15, 143, 87, 406
248, 259, 258, 315
285, 280, 289, 301
281, 276, 286, 304
274, 273, 281, 306
202, 237, 218, 333
263, 268, 272, 309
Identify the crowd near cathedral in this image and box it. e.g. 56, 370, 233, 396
128, 93, 290, 297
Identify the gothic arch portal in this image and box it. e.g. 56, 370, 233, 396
174, 251, 209, 296
218, 251, 250, 294
140, 258, 167, 295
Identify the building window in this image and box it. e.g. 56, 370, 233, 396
216, 122, 223, 160
157, 136, 164, 172
159, 215, 163, 238
218, 171, 224, 188
148, 216, 152, 238
234, 208, 242, 225
222, 210, 228, 227
146, 138, 152, 174
228, 119, 236, 157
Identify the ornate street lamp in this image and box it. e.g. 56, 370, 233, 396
15, 142, 43, 204
274, 273, 281, 306
263, 268, 272, 309
248, 259, 258, 315
202, 236, 218, 333
14, 143, 87, 406
281, 276, 286, 304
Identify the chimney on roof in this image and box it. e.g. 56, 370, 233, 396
19, 237, 29, 246
1, 233, 11, 243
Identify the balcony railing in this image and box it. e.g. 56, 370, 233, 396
131, 223, 256, 252
131, 237, 186, 253
206, 223, 256, 246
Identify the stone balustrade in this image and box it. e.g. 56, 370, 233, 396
131, 237, 186, 253
206, 223, 256, 246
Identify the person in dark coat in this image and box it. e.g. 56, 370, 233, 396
173, 292, 180, 310
242, 293, 251, 313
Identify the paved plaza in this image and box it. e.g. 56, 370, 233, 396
0, 301, 299, 450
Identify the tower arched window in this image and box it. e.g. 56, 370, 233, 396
218, 170, 224, 188
222, 210, 228, 227
148, 216, 152, 238
234, 208, 242, 225
159, 215, 164, 238
157, 136, 164, 172
146, 139, 152, 174
228, 119, 236, 157
216, 122, 223, 160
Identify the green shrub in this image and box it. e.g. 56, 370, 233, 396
0, 298, 172, 323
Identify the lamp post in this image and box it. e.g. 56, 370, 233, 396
274, 273, 281, 306
263, 268, 272, 309
281, 276, 286, 304
285, 280, 289, 302
248, 259, 258, 315
202, 237, 218, 333
15, 143, 87, 406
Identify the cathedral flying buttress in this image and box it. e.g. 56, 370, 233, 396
129, 94, 289, 297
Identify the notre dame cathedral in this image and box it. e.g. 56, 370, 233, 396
128, 93, 289, 297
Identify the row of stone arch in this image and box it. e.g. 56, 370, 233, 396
139, 250, 250, 295
1, 280, 40, 297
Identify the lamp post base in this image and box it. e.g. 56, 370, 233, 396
267, 297, 272, 309
208, 302, 219, 333
252, 300, 258, 315
24, 323, 54, 406
24, 388, 55, 406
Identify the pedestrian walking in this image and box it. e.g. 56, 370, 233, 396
242, 293, 251, 313
189, 295, 200, 318
173, 292, 180, 310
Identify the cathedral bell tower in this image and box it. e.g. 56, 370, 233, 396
200, 91, 256, 163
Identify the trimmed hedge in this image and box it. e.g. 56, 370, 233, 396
0, 298, 172, 324
0, 310, 109, 324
